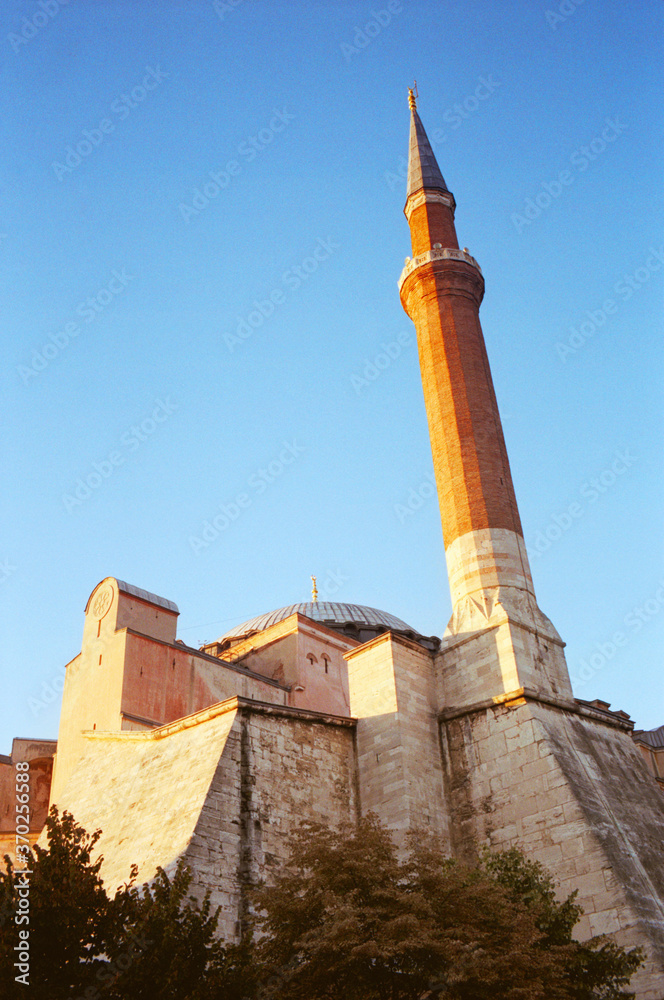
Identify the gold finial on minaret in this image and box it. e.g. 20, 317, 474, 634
408, 81, 418, 110
311, 576, 318, 602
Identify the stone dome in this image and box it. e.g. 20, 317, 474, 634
220, 602, 435, 646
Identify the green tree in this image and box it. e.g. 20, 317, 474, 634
250, 816, 642, 1000
0, 807, 225, 1000
0, 810, 643, 1000
0, 807, 120, 998
100, 862, 224, 1000
482, 847, 642, 1000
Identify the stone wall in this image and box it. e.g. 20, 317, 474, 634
50, 703, 240, 899
46, 698, 358, 944
221, 613, 355, 717
51, 588, 289, 803
186, 701, 357, 940
0, 739, 56, 866
347, 633, 449, 845
121, 631, 287, 726
437, 604, 572, 709
440, 696, 664, 1000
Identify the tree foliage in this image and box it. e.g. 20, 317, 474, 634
0, 807, 224, 999
0, 808, 643, 1000
250, 816, 642, 1000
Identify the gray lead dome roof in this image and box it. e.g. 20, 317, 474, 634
221, 602, 417, 641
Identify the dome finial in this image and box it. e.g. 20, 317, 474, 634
311, 575, 318, 602
408, 81, 418, 111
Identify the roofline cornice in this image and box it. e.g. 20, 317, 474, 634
81, 695, 356, 742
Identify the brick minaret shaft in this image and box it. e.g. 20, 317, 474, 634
399, 93, 539, 625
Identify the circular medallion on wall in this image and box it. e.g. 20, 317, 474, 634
91, 585, 114, 620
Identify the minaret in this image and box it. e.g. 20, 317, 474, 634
399, 91, 572, 704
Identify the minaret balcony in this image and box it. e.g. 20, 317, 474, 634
398, 246, 482, 291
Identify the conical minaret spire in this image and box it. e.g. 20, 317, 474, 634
399, 92, 572, 705
406, 90, 449, 199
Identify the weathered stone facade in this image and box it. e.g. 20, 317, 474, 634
440, 698, 664, 997
0, 738, 56, 861
634, 726, 664, 791
19, 576, 657, 998
51, 692, 356, 943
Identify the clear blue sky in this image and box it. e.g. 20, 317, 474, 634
1, 0, 662, 751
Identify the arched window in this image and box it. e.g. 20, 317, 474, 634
306, 653, 318, 666
321, 654, 330, 674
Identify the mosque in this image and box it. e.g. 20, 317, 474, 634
2, 93, 664, 998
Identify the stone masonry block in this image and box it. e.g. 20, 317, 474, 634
589, 909, 621, 937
